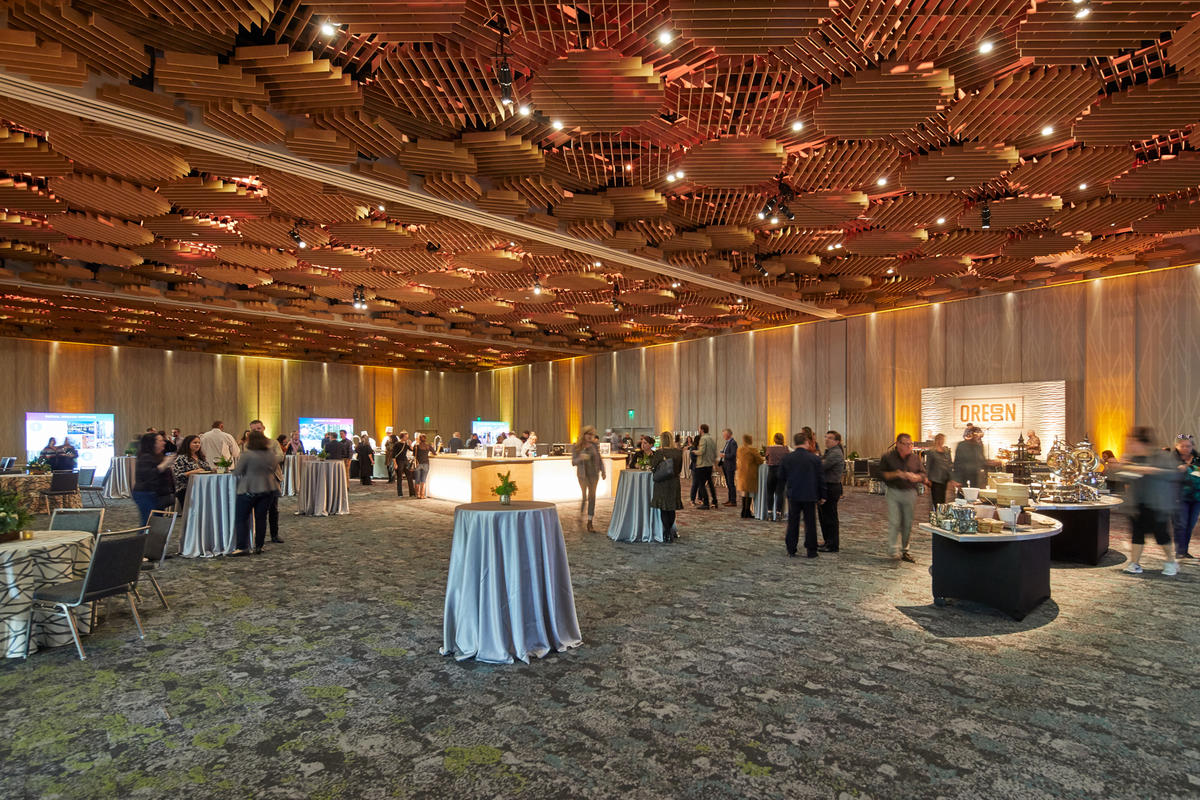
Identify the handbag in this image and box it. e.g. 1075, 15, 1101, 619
653, 457, 674, 482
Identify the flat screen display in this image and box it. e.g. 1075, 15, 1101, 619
471, 420, 510, 445
298, 417, 355, 454
25, 412, 115, 478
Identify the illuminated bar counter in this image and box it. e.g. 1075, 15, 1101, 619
426, 453, 626, 504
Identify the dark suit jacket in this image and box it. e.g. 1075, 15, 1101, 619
720, 437, 737, 465
779, 448, 826, 502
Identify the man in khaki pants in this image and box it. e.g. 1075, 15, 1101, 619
879, 433, 928, 564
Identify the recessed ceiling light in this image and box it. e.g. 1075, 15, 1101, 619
979, 40, 994, 54
827, 245, 835, 251
674, 170, 684, 179
377, 204, 385, 212
658, 30, 673, 45
876, 177, 888, 186
667, 174, 676, 182
1078, 182, 1088, 190
1041, 125, 1054, 136
834, 243, 842, 249
936, 217, 946, 225
945, 175, 956, 181
321, 21, 337, 36
886, 267, 895, 274
518, 105, 530, 116
593, 261, 602, 267
551, 120, 564, 130
1075, 6, 1090, 19
791, 120, 803, 132
769, 216, 779, 224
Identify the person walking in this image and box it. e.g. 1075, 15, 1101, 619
650, 431, 683, 543
764, 433, 789, 522
779, 431, 825, 558
572, 426, 606, 532
951, 426, 986, 495
249, 419, 286, 543
412, 433, 434, 498
694, 424, 718, 510
924, 433, 953, 506
718, 428, 738, 506
1115, 428, 1180, 575
818, 431, 846, 552
1173, 434, 1200, 559
355, 435, 375, 486
880, 433, 928, 564
231, 431, 281, 556
393, 431, 415, 497
736, 434, 764, 518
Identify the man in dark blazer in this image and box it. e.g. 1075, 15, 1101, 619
718, 428, 738, 506
779, 431, 827, 558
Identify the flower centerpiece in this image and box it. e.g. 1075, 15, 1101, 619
636, 452, 652, 471
0, 488, 32, 543
317, 449, 329, 461
213, 456, 233, 474
25, 456, 52, 475
492, 471, 518, 505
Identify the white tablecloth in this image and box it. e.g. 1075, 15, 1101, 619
297, 460, 349, 516
754, 462, 774, 520
442, 501, 582, 664
373, 453, 389, 480
606, 470, 664, 543
103, 456, 137, 499
0, 530, 93, 658
282, 454, 311, 497
180, 473, 237, 557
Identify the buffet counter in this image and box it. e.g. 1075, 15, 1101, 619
427, 454, 626, 504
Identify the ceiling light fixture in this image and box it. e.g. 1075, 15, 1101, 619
658, 30, 674, 45
979, 40, 994, 54
886, 267, 895, 274
936, 217, 946, 225
377, 204, 385, 212
835, 243, 842, 250
288, 228, 306, 249
667, 173, 676, 182
593, 260, 603, 267
876, 177, 888, 186
791, 120, 803, 132
1075, 5, 1090, 19
1078, 182, 1088, 190
551, 120, 564, 130
1041, 125, 1054, 136
532, 278, 542, 296
494, 22, 514, 106
779, 204, 795, 221
670, 281, 680, 288
980, 202, 991, 230
769, 215, 779, 225
518, 104, 530, 116
321, 21, 337, 36
426, 241, 441, 252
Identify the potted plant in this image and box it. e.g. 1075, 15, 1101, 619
25, 457, 52, 475
0, 488, 32, 543
848, 450, 860, 460
124, 445, 137, 456
213, 456, 233, 474
492, 471, 518, 505
317, 449, 329, 461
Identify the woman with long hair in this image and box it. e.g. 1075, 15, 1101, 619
650, 431, 683, 543
171, 434, 211, 509
132, 432, 175, 525
412, 433, 435, 498
572, 426, 606, 532
764, 433, 789, 522
232, 430, 281, 556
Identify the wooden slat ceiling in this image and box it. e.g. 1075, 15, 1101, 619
0, 1, 1198, 367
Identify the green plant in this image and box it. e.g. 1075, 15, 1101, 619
848, 450, 859, 460
213, 456, 233, 470
0, 488, 32, 534
124, 445, 137, 456
491, 470, 518, 497
317, 450, 328, 461
26, 457, 52, 474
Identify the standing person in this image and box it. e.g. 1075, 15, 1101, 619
384, 433, 399, 482
335, 430, 352, 478
200, 421, 238, 466
736, 434, 764, 518
951, 426, 987, 495
249, 420, 286, 544
231, 431, 281, 556
880, 433, 928, 564
606, 428, 622, 452
465, 431, 480, 450
779, 432, 825, 558
355, 435, 375, 486
171, 434, 210, 510
1115, 427, 1180, 575
349, 435, 362, 480
393, 431, 415, 497
448, 431, 464, 454
764, 433, 789, 521
56, 438, 79, 471
521, 432, 539, 457
924, 433, 953, 507
818, 431, 846, 552
412, 433, 434, 499
163, 429, 180, 454
718, 428, 738, 506
288, 431, 304, 455
1174, 435, 1200, 559
694, 424, 718, 510
685, 435, 700, 505
571, 426, 606, 532
802, 427, 820, 455
132, 432, 175, 525
650, 431, 683, 543
39, 436, 58, 462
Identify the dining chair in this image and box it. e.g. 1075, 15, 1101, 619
76, 467, 106, 508
49, 507, 105, 536
140, 510, 178, 610
40, 470, 80, 514
24, 526, 148, 661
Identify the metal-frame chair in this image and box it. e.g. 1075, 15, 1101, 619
49, 507, 105, 536
40, 470, 80, 514
76, 467, 106, 508
24, 526, 148, 660
140, 510, 178, 610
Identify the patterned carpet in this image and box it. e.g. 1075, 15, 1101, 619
3, 482, 1198, 800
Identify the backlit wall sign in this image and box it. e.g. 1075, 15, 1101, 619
921, 381, 1065, 457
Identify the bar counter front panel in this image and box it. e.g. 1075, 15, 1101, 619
427, 454, 626, 504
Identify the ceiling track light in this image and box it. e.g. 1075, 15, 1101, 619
494, 20, 514, 106
980, 202, 991, 230
288, 227, 306, 249
532, 277, 543, 296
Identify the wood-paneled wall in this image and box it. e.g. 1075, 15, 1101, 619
0, 341, 476, 455
477, 265, 1200, 458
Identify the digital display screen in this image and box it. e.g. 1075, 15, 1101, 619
25, 412, 116, 478
298, 417, 355, 454
470, 420, 510, 445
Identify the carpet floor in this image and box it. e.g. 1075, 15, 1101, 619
2, 481, 1198, 800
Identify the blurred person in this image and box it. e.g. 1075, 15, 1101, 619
1173, 435, 1200, 559
818, 431, 845, 552
880, 433, 928, 564
736, 434, 764, 518
802, 426, 820, 455
393, 431, 415, 497
951, 425, 987, 495
384, 433, 400, 482
764, 433, 790, 522
521, 432, 539, 458
924, 433, 953, 506
448, 431, 464, 454
56, 438, 79, 471
1115, 427, 1180, 576
694, 424, 718, 510
1025, 430, 1042, 456
412, 433, 435, 498
231, 431, 281, 556
650, 431, 683, 544
200, 420, 239, 465
572, 426, 606, 532
39, 436, 58, 461
355, 435, 375, 486
779, 431, 825, 559
250, 420, 286, 544
132, 432, 175, 525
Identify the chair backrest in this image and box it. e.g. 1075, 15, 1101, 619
77, 467, 96, 487
49, 507, 105, 535
1, 457, 13, 469
75, 528, 149, 603
145, 510, 177, 564
49, 470, 79, 492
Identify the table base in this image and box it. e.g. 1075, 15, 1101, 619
931, 535, 1052, 620
1041, 508, 1110, 565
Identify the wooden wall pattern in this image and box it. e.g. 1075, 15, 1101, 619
478, 266, 1200, 458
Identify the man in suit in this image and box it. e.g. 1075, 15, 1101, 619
718, 428, 738, 506
779, 431, 826, 558
448, 431, 464, 453
249, 419, 285, 543
694, 423, 719, 510
393, 431, 415, 497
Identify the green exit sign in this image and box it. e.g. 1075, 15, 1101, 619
627, 409, 635, 420
476, 416, 482, 421
423, 415, 431, 425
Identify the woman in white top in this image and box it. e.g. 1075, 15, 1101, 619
521, 432, 539, 458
